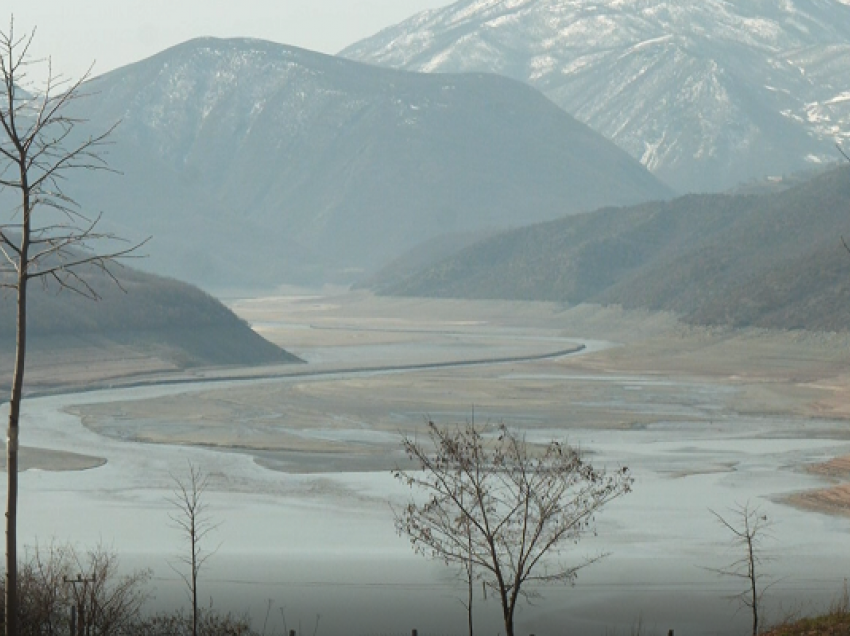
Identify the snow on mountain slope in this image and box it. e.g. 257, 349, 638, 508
342, 0, 850, 192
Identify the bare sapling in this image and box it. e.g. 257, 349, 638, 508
169, 461, 220, 636
707, 502, 774, 636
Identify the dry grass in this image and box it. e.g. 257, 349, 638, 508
762, 583, 850, 636
764, 615, 850, 636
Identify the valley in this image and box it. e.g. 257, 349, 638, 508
5, 4, 850, 632
8, 290, 850, 635
59, 36, 669, 290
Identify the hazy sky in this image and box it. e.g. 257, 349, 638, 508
6, 0, 453, 83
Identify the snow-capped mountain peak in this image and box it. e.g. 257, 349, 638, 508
342, 0, 850, 192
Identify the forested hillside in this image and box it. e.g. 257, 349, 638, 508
0, 263, 300, 368
371, 165, 850, 331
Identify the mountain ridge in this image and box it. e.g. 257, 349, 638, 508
342, 0, 850, 192
61, 36, 671, 289
369, 164, 850, 332
0, 258, 301, 372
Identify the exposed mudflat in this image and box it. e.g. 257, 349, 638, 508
0, 447, 106, 472
6, 290, 850, 635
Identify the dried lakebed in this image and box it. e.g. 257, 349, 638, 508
5, 295, 850, 636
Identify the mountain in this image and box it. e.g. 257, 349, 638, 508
0, 260, 301, 374
62, 37, 671, 290
354, 228, 497, 291
342, 0, 850, 193
370, 164, 850, 332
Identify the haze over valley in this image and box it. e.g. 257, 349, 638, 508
5, 2, 850, 635
368, 164, 850, 332
62, 37, 669, 290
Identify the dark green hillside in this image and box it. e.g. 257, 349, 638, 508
375, 165, 850, 332
375, 195, 755, 301
0, 264, 301, 367
355, 230, 497, 292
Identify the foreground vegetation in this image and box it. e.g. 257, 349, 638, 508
765, 614, 850, 636
762, 586, 850, 636
0, 543, 255, 636
2, 543, 848, 636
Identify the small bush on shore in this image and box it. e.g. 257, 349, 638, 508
761, 582, 850, 636
0, 543, 256, 636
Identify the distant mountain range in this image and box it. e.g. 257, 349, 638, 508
343, 0, 850, 193
369, 165, 850, 332
63, 37, 671, 290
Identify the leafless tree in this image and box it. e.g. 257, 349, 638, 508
707, 503, 774, 636
0, 20, 146, 636
72, 545, 151, 636
458, 493, 475, 636
15, 541, 73, 636
169, 462, 220, 636
394, 421, 633, 636
1, 542, 149, 636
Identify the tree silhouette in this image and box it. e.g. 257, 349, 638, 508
394, 421, 632, 636
0, 20, 145, 636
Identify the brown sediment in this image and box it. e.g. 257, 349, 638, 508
786, 483, 850, 517
16, 293, 850, 485
0, 447, 106, 472
783, 454, 850, 517
808, 454, 850, 479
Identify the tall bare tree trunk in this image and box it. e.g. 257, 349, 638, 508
191, 516, 198, 636
465, 564, 473, 636
708, 504, 772, 636
169, 462, 217, 636
0, 22, 143, 636
5, 161, 30, 636
747, 531, 759, 636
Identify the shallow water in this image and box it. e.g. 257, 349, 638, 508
3, 325, 850, 635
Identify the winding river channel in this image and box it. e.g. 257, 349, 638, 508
3, 319, 850, 636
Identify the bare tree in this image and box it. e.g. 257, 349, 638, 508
1, 542, 150, 636
454, 411, 477, 636
15, 541, 73, 636
707, 503, 774, 636
459, 501, 474, 636
0, 20, 145, 636
394, 421, 633, 636
72, 546, 151, 636
169, 462, 219, 636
